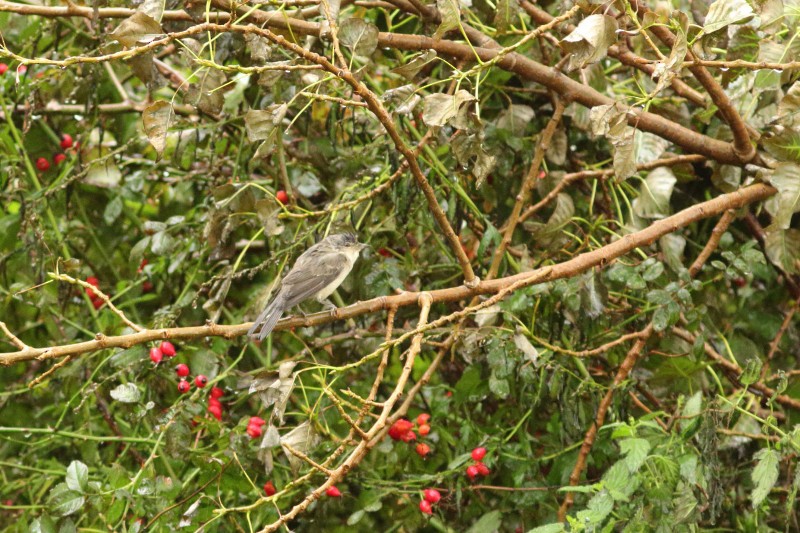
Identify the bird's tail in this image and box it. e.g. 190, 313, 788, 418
248, 296, 285, 341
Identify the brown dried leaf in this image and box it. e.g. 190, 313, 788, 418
561, 14, 618, 71
142, 101, 174, 159
110, 12, 163, 48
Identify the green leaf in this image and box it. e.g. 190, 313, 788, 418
527, 524, 565, 533
29, 515, 57, 533
66, 461, 89, 493
619, 438, 651, 473
110, 383, 141, 403
47, 482, 85, 517
751, 448, 780, 507
465, 510, 502, 533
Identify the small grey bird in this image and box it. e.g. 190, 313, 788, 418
248, 232, 367, 340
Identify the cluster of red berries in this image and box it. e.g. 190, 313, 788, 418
35, 135, 75, 173
388, 413, 432, 458
246, 416, 266, 439
0, 63, 26, 76
84, 276, 105, 310
149, 340, 176, 364
465, 447, 490, 480
207, 386, 224, 420
419, 488, 441, 515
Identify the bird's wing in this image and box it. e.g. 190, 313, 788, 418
279, 250, 350, 309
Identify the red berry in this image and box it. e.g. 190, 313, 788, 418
423, 488, 441, 504
733, 277, 747, 288
60, 134, 73, 150
418, 424, 431, 436
210, 386, 224, 399
325, 486, 341, 498
92, 298, 103, 310
142, 280, 154, 293
476, 462, 490, 476
419, 499, 433, 515
538, 170, 546, 179
17, 65, 26, 75
246, 424, 263, 438
276, 190, 289, 205
208, 404, 222, 420
137, 258, 148, 274
149, 347, 163, 364
159, 341, 176, 357
249, 416, 266, 427
471, 447, 487, 462
466, 465, 479, 480
388, 419, 414, 440
263, 481, 277, 496
416, 413, 430, 425
0, 63, 7, 75
208, 397, 222, 409
195, 375, 208, 388
175, 364, 190, 377
400, 430, 417, 443
84, 276, 100, 299
177, 379, 190, 393
415, 443, 431, 457
36, 157, 50, 171
378, 248, 391, 258
54, 153, 66, 165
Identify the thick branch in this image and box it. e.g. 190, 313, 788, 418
0, 183, 776, 365
627, 0, 755, 161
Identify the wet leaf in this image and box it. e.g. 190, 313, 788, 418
65, 461, 89, 493
764, 163, 800, 230
634, 167, 676, 219
339, 18, 380, 58
280, 421, 320, 472
494, 0, 520, 33
495, 104, 534, 136
434, 0, 460, 38
110, 383, 141, 403
561, 14, 618, 71
764, 228, 800, 274
185, 68, 226, 115
704, 0, 755, 33
422, 90, 475, 127
391, 50, 437, 80
245, 104, 288, 142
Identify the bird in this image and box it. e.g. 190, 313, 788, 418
248, 232, 368, 340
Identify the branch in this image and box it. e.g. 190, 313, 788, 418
490, 96, 565, 279
557, 206, 741, 520
257, 293, 433, 532
627, 0, 755, 162
0, 183, 776, 366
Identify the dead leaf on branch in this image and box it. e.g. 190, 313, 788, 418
280, 421, 321, 473
339, 18, 380, 58
185, 68, 226, 115
242, 360, 298, 424
560, 14, 618, 71
142, 101, 174, 159
392, 50, 437, 80
434, 0, 460, 38
109, 12, 163, 48
422, 90, 476, 127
